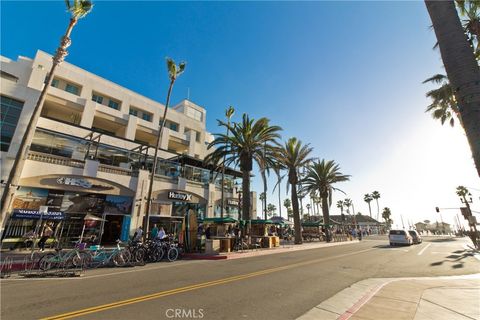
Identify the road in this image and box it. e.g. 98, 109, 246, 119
1, 236, 478, 320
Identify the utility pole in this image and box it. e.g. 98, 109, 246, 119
400, 215, 405, 229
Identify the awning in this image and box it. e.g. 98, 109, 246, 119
200, 217, 237, 224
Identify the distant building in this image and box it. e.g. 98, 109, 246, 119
414, 221, 451, 234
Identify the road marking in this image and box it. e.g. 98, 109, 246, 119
417, 243, 432, 256
41, 248, 375, 320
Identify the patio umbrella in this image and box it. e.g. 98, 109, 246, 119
79, 214, 107, 244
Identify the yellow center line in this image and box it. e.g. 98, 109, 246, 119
41, 247, 374, 320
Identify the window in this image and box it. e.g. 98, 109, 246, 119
160, 118, 179, 132
65, 83, 80, 95
1, 71, 18, 83
185, 107, 203, 122
142, 112, 152, 122
108, 99, 120, 110
92, 94, 103, 104
0, 95, 24, 152
51, 79, 59, 88
129, 108, 138, 116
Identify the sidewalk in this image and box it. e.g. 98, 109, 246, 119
298, 274, 480, 320
184, 239, 360, 261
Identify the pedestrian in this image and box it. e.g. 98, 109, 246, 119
150, 224, 159, 240
156, 227, 166, 240
133, 226, 143, 242
358, 228, 362, 241
205, 225, 211, 239
38, 223, 53, 252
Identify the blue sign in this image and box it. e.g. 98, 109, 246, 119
12, 209, 65, 220
120, 215, 131, 241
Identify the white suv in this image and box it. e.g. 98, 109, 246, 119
389, 230, 413, 246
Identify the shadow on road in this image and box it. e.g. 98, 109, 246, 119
424, 238, 457, 243
430, 251, 473, 269
373, 244, 411, 249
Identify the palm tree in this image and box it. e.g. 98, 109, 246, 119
306, 203, 311, 215
206, 114, 282, 223
337, 200, 344, 214
283, 198, 292, 221
382, 207, 393, 229
267, 203, 276, 217
144, 57, 186, 233
301, 159, 351, 242
276, 137, 313, 244
371, 191, 381, 221
0, 0, 94, 223
220, 106, 235, 218
363, 194, 373, 218
456, 0, 480, 59
257, 146, 277, 219
259, 192, 266, 218
423, 74, 461, 127
425, 0, 480, 177
272, 165, 285, 219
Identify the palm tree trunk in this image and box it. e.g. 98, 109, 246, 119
278, 183, 282, 219
321, 196, 331, 242
425, 0, 480, 177
368, 202, 372, 218
261, 170, 267, 220
375, 199, 380, 221
144, 80, 175, 236
0, 18, 78, 227
291, 183, 302, 244
242, 170, 251, 222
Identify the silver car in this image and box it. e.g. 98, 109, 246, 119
408, 230, 422, 244
389, 229, 413, 246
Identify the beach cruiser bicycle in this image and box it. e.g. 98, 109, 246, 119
37, 243, 90, 271
83, 240, 131, 268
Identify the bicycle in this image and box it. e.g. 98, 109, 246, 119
84, 240, 130, 268
37, 245, 89, 271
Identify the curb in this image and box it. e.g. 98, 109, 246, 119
297, 273, 480, 320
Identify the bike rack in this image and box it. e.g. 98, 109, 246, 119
0, 257, 13, 279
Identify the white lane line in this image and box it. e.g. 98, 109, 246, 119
417, 243, 432, 256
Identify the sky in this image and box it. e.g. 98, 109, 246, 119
2, 1, 479, 228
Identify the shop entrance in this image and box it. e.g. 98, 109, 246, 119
101, 215, 123, 244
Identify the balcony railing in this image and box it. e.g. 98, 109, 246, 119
98, 164, 135, 176
27, 151, 85, 168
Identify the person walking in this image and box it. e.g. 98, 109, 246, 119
150, 224, 159, 240
133, 226, 143, 242
38, 224, 53, 252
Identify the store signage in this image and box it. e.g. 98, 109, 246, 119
11, 209, 65, 220
227, 199, 240, 206
56, 177, 114, 191
168, 191, 193, 202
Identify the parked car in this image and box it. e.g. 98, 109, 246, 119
408, 230, 422, 244
389, 229, 413, 246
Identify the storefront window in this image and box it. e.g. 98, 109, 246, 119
171, 202, 206, 220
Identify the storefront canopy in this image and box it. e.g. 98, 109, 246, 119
249, 219, 275, 225
201, 217, 237, 224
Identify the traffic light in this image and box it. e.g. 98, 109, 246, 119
435, 207, 440, 213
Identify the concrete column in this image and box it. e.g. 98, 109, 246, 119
130, 169, 149, 233
80, 100, 96, 128
177, 177, 187, 190
83, 159, 99, 177
159, 128, 171, 150
207, 183, 216, 218
125, 115, 137, 140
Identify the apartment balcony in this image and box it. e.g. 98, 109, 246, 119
47, 86, 86, 108
27, 151, 85, 168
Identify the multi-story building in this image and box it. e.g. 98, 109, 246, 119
0, 50, 256, 246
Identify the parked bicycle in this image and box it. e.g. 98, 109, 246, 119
83, 240, 131, 268
37, 245, 89, 271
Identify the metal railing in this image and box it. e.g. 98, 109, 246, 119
98, 164, 134, 176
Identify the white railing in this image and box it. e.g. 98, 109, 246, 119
98, 164, 134, 176
27, 152, 85, 168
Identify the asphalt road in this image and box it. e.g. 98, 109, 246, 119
1, 236, 479, 320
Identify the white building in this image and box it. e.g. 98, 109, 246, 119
0, 50, 256, 246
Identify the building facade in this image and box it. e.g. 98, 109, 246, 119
0, 50, 256, 246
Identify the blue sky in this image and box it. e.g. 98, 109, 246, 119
2, 1, 479, 227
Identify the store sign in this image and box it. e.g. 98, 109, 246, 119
56, 177, 114, 191
11, 209, 65, 220
168, 191, 193, 202
227, 199, 240, 206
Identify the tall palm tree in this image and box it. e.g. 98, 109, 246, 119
456, 0, 480, 59
257, 146, 277, 219
144, 58, 186, 233
272, 165, 285, 219
301, 159, 350, 242
283, 198, 292, 221
206, 114, 282, 223
425, 0, 480, 177
220, 106, 235, 218
337, 200, 344, 214
276, 138, 313, 244
259, 192, 266, 218
363, 194, 373, 218
0, 0, 94, 224
371, 191, 381, 221
382, 207, 393, 229
423, 74, 461, 127
306, 204, 311, 215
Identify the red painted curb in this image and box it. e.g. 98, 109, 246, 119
183, 254, 227, 260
